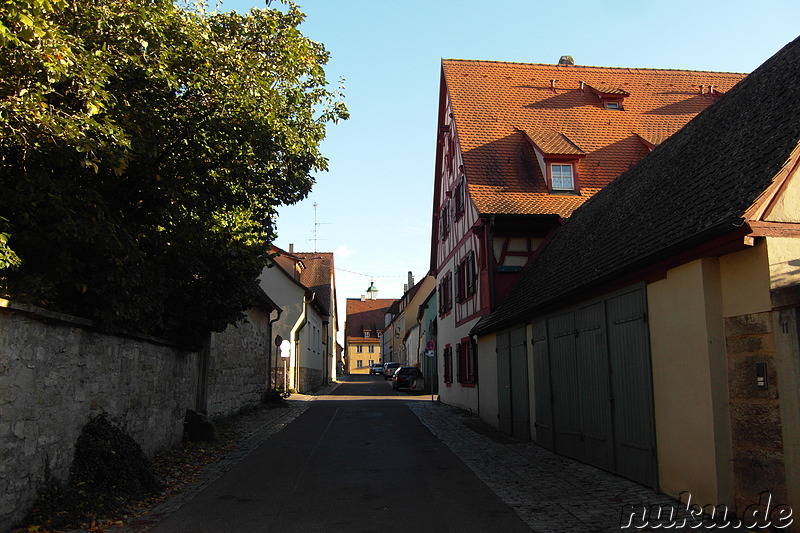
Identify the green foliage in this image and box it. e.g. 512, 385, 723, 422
0, 0, 347, 342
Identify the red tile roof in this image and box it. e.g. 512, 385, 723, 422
443, 60, 746, 218
293, 252, 335, 316
345, 298, 395, 341
473, 37, 800, 335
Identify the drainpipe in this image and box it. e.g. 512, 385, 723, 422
267, 307, 282, 389
291, 292, 312, 392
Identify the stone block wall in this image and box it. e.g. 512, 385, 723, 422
724, 311, 788, 513
206, 307, 272, 418
0, 305, 199, 531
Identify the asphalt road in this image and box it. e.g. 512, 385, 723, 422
149, 375, 532, 532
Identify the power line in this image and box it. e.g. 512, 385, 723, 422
335, 268, 404, 279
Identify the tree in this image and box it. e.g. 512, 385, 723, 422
0, 0, 347, 342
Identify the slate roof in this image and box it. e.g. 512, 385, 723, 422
473, 37, 800, 335
293, 252, 335, 317
443, 59, 745, 218
345, 298, 395, 341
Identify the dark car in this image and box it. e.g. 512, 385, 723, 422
383, 362, 401, 379
392, 366, 423, 391
369, 363, 384, 375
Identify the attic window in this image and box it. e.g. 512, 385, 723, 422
522, 129, 585, 193
584, 83, 629, 110
364, 331, 371, 338
551, 164, 574, 190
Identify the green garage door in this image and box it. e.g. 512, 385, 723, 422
532, 285, 656, 487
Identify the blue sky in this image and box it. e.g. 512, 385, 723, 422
220, 0, 799, 334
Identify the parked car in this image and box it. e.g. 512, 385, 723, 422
383, 362, 401, 379
369, 363, 384, 375
392, 366, 424, 391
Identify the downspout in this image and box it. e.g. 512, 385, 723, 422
267, 307, 282, 389
291, 292, 312, 391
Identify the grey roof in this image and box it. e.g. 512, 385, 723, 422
474, 36, 800, 335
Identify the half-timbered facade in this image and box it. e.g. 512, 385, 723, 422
430, 57, 746, 411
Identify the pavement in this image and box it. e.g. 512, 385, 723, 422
116, 378, 740, 533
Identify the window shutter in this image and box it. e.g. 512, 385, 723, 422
455, 343, 462, 383
468, 251, 477, 294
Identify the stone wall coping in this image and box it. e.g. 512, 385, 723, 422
0, 298, 192, 350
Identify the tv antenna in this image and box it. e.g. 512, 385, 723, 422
308, 202, 330, 252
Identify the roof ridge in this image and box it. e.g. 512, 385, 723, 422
441, 58, 746, 76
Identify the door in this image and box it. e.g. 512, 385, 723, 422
496, 326, 530, 438
606, 289, 657, 487
531, 320, 553, 449
497, 331, 512, 434
509, 327, 530, 440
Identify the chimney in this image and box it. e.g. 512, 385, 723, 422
404, 284, 409, 293
361, 294, 365, 302
289, 243, 294, 253
558, 55, 574, 66
408, 271, 414, 288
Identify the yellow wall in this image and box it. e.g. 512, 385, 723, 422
767, 237, 800, 290
720, 242, 772, 317
647, 258, 733, 506
346, 343, 380, 374
763, 166, 800, 223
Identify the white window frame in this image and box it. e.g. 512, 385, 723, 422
551, 163, 575, 191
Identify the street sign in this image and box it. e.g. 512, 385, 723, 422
426, 340, 435, 351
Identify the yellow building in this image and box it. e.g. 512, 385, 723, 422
344, 295, 394, 374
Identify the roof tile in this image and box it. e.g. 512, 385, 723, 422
443, 60, 747, 218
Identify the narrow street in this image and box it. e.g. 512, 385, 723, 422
119, 376, 708, 533
143, 376, 531, 533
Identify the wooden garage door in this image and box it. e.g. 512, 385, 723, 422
534, 286, 656, 487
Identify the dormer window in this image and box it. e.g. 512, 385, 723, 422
583, 83, 629, 110
550, 164, 574, 190
364, 331, 370, 338
523, 129, 585, 194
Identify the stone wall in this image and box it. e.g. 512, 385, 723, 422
206, 307, 272, 418
724, 311, 788, 512
0, 301, 274, 531
0, 304, 199, 531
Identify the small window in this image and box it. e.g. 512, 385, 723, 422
440, 200, 451, 240
356, 360, 363, 368
368, 345, 375, 353
357, 345, 363, 353
604, 101, 621, 110
443, 345, 453, 384
364, 331, 370, 338
551, 164, 574, 190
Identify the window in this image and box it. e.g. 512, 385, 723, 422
369, 359, 374, 366
357, 345, 363, 353
356, 360, 363, 368
443, 345, 453, 384
604, 101, 621, 110
456, 251, 477, 303
551, 163, 574, 190
440, 200, 450, 240
368, 345, 375, 353
438, 272, 453, 316
364, 331, 370, 338
457, 338, 476, 384
454, 178, 466, 220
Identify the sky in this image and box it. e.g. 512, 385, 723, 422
219, 0, 799, 340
